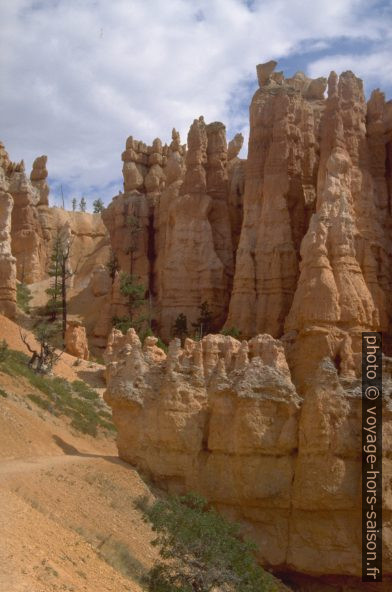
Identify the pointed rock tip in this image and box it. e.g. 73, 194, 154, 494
256, 60, 278, 87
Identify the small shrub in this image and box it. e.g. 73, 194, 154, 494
70, 414, 97, 437
98, 537, 145, 582
92, 198, 105, 213
27, 393, 53, 412
192, 301, 214, 338
137, 492, 279, 592
72, 380, 99, 401
220, 326, 241, 339
106, 249, 119, 281
0, 388, 8, 398
112, 315, 133, 335
171, 313, 188, 341
73, 526, 145, 584
140, 327, 168, 353
0, 339, 9, 362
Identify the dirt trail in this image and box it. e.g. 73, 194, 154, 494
0, 367, 157, 592
0, 453, 106, 476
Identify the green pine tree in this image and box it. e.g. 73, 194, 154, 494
106, 248, 119, 281
44, 233, 63, 323
39, 231, 73, 341
112, 272, 147, 335
172, 313, 188, 341
79, 197, 87, 212
192, 301, 213, 339
92, 198, 104, 213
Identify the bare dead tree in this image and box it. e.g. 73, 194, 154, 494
19, 328, 63, 374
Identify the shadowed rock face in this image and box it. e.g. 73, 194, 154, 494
103, 328, 392, 587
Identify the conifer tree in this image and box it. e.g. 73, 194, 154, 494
41, 230, 73, 340
45, 233, 63, 324
92, 198, 104, 213
192, 301, 213, 339
172, 313, 188, 342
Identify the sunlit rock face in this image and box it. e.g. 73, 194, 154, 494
101, 62, 392, 382
103, 328, 392, 588
102, 121, 245, 341
102, 60, 392, 590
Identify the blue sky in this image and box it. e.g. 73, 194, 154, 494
1, 0, 391, 209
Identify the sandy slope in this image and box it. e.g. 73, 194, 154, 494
0, 314, 105, 391
0, 362, 157, 592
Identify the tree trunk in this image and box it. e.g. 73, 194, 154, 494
62, 259, 67, 341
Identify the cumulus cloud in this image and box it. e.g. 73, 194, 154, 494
0, 0, 391, 206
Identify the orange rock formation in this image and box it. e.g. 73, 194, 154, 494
103, 328, 392, 587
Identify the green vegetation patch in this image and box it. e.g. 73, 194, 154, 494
98, 537, 145, 583
137, 492, 281, 592
74, 526, 145, 584
0, 348, 115, 437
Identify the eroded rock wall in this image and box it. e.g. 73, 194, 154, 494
104, 61, 392, 368
0, 143, 17, 318
104, 329, 392, 587
226, 64, 327, 338
102, 122, 245, 340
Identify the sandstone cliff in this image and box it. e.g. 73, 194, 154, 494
101, 61, 392, 591
104, 328, 392, 589
226, 63, 392, 388
102, 122, 245, 340
101, 62, 392, 383
0, 148, 110, 288
0, 142, 17, 318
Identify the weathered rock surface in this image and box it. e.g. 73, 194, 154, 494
5, 58, 392, 590
30, 155, 49, 206
222, 63, 392, 394
226, 63, 327, 339
0, 147, 110, 287
37, 207, 110, 289
104, 330, 392, 588
9, 161, 45, 284
64, 320, 89, 360
0, 144, 17, 318
157, 118, 234, 337
99, 61, 392, 375
103, 122, 245, 340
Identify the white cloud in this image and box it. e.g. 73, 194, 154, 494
308, 50, 392, 96
0, 0, 391, 206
